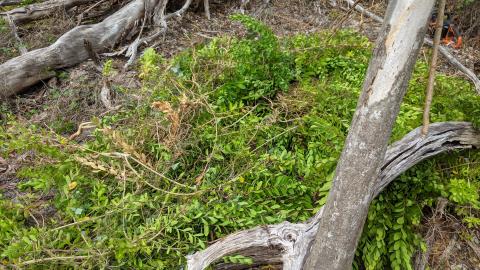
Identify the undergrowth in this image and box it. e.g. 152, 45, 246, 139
0, 15, 479, 269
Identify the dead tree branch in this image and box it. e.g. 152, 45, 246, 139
6, 13, 27, 55
187, 122, 480, 270
0, 0, 21, 7
0, 0, 153, 98
0, 0, 99, 24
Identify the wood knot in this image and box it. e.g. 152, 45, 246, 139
282, 229, 299, 242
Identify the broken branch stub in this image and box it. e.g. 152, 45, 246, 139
187, 122, 480, 270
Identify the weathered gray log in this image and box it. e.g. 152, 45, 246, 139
0, 0, 156, 98
344, 0, 480, 94
6, 13, 27, 54
304, 1, 435, 269
0, 0, 21, 7
0, 0, 99, 24
186, 122, 480, 270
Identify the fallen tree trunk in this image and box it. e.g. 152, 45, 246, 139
186, 122, 480, 270
0, 0, 198, 98
343, 0, 480, 94
0, 0, 155, 98
0, 0, 99, 24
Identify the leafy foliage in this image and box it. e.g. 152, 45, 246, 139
0, 16, 479, 269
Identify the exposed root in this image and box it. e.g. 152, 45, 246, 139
187, 122, 480, 270
69, 121, 96, 140
165, 0, 193, 19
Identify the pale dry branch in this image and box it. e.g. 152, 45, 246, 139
0, 0, 99, 24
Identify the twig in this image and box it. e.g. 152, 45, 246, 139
330, 0, 363, 37
466, 239, 480, 260
239, 0, 250, 14
129, 155, 195, 190
422, 0, 446, 135
438, 235, 457, 267
123, 156, 200, 196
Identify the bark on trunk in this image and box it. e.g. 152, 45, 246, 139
0, 0, 156, 98
186, 122, 480, 270
303, 1, 435, 269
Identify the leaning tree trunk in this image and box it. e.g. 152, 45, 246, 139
303, 1, 435, 269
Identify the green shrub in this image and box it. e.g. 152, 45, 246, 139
0, 16, 478, 269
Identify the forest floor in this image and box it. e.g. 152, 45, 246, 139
1, 0, 479, 269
